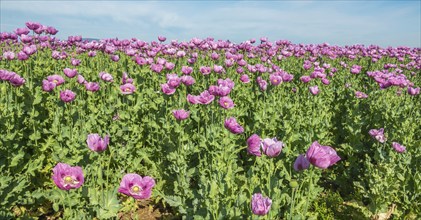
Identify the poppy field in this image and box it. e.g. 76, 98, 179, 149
0, 22, 420, 219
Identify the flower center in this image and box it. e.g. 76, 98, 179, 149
224, 102, 229, 107
64, 176, 72, 183
132, 185, 141, 193
125, 88, 131, 92
53, 80, 58, 84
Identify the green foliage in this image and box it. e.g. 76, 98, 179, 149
0, 42, 420, 219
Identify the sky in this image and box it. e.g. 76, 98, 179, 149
0, 0, 420, 47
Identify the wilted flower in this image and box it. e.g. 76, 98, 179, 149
219, 96, 234, 109
224, 117, 244, 134
261, 138, 284, 157
247, 134, 262, 156
172, 109, 190, 120
293, 154, 310, 171
369, 128, 386, 143
251, 193, 272, 216
60, 90, 76, 102
309, 86, 319, 95
63, 68, 78, 78
120, 83, 136, 94
392, 142, 406, 153
87, 134, 109, 152
52, 163, 84, 190
118, 174, 155, 200
306, 141, 341, 169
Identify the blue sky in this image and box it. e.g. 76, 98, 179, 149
1, 1, 420, 47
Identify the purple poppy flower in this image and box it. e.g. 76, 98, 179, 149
219, 96, 234, 109
187, 94, 200, 104
321, 78, 330, 85
351, 65, 362, 74
71, 58, 81, 66
77, 75, 86, 84
247, 134, 262, 156
3, 51, 15, 60
152, 63, 165, 73
15, 27, 30, 36
269, 74, 282, 86
240, 74, 250, 83
300, 76, 311, 83
166, 74, 181, 88
63, 68, 78, 78
224, 117, 244, 134
306, 141, 341, 169
309, 86, 319, 95
392, 142, 406, 153
120, 83, 136, 94
158, 36, 166, 42
369, 128, 386, 143
87, 134, 109, 152
355, 91, 368, 99
251, 193, 272, 216
99, 72, 114, 82
60, 90, 76, 102
407, 87, 420, 96
257, 77, 267, 91
17, 51, 29, 60
198, 90, 215, 104
200, 66, 211, 75
118, 174, 155, 200
85, 82, 100, 92
161, 83, 176, 95
172, 109, 190, 120
47, 75, 65, 86
42, 79, 56, 92
110, 54, 120, 62
180, 75, 195, 86
261, 138, 283, 157
52, 163, 84, 190
46, 26, 58, 35
8, 73, 26, 87
122, 72, 134, 85
213, 65, 225, 74
293, 154, 310, 171
165, 62, 175, 70
88, 51, 97, 57
181, 66, 193, 75
25, 21, 41, 30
